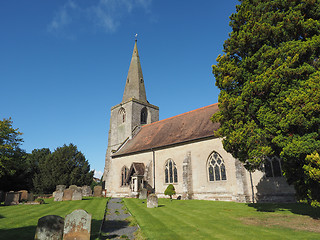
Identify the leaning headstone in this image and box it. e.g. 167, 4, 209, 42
63, 209, 92, 240
54, 191, 64, 202
93, 186, 102, 197
19, 190, 28, 201
27, 192, 35, 202
147, 194, 158, 208
139, 188, 147, 199
62, 189, 74, 201
34, 215, 64, 240
81, 186, 92, 197
72, 188, 82, 201
4, 192, 21, 206
56, 185, 66, 192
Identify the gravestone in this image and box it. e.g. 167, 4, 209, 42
4, 192, 21, 206
93, 186, 102, 197
28, 192, 35, 202
81, 186, 92, 197
62, 189, 74, 201
139, 188, 147, 199
63, 209, 92, 240
147, 194, 158, 208
0, 190, 5, 202
56, 185, 66, 192
34, 215, 64, 240
54, 191, 63, 202
19, 190, 28, 201
69, 185, 78, 191
72, 188, 82, 201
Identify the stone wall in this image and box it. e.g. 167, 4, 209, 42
107, 137, 296, 203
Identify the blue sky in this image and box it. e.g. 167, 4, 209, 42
1, 0, 239, 178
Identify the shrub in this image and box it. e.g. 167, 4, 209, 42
164, 184, 176, 200
35, 198, 45, 204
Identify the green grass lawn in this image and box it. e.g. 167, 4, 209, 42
124, 198, 320, 240
0, 197, 108, 240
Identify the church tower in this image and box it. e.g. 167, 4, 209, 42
103, 40, 159, 187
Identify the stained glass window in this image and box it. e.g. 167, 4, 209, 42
165, 159, 178, 184
207, 151, 227, 181
121, 166, 129, 186
265, 157, 282, 177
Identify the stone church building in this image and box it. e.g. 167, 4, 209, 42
103, 40, 295, 202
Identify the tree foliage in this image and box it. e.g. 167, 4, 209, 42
212, 0, 320, 205
0, 118, 28, 191
0, 118, 24, 178
33, 144, 94, 193
164, 184, 176, 199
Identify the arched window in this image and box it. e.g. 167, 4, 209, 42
265, 157, 282, 177
165, 159, 178, 184
121, 166, 129, 186
118, 107, 126, 124
208, 151, 227, 181
140, 107, 147, 124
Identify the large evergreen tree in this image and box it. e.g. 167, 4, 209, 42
33, 144, 94, 193
212, 0, 320, 206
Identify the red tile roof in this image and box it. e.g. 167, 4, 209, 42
113, 103, 220, 157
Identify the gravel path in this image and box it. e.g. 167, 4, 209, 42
101, 198, 138, 239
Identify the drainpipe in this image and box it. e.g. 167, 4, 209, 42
249, 171, 255, 203
152, 148, 156, 192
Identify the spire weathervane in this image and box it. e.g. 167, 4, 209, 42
135, 33, 138, 42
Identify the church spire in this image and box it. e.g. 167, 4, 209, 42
122, 40, 148, 103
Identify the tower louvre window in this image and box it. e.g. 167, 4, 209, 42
141, 107, 147, 124
118, 107, 126, 124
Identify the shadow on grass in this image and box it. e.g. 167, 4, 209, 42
0, 219, 103, 240
102, 220, 129, 232
247, 203, 320, 219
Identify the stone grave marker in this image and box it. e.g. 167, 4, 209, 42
54, 191, 64, 202
93, 186, 102, 197
34, 215, 64, 240
81, 186, 92, 197
56, 185, 66, 192
28, 192, 35, 202
62, 189, 74, 201
4, 192, 21, 206
68, 185, 78, 191
19, 190, 28, 201
147, 194, 158, 208
63, 209, 92, 240
139, 188, 147, 199
72, 188, 82, 201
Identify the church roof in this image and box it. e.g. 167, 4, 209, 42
122, 40, 148, 103
113, 103, 220, 157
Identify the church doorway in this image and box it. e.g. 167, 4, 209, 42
126, 163, 145, 195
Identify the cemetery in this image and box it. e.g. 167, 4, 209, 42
1, 189, 320, 239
